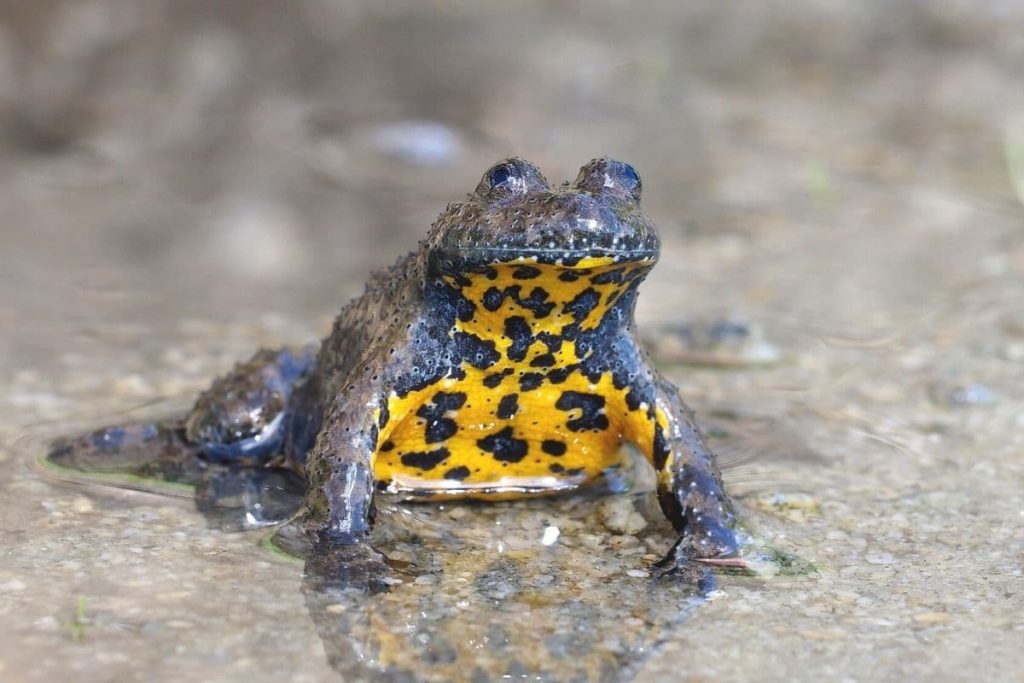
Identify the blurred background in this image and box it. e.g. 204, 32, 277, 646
0, 2, 1022, 682
2, 0, 1021, 373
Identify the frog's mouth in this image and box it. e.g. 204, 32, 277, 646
435, 246, 660, 274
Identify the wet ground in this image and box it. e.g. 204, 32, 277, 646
1, 1, 1022, 681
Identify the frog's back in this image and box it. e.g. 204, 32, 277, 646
315, 250, 427, 400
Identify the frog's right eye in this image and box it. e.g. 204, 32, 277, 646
475, 158, 548, 202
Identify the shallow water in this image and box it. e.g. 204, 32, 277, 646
2, 1, 1023, 681
27, 408, 806, 681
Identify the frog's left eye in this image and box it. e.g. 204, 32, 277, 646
476, 158, 548, 202
574, 158, 642, 203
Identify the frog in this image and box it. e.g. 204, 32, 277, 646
48, 157, 740, 576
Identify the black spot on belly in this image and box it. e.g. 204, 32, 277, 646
444, 465, 470, 480
549, 463, 565, 473
519, 372, 544, 391
625, 389, 642, 411
454, 331, 500, 369
482, 287, 505, 312
555, 391, 609, 431
591, 268, 625, 285
424, 419, 457, 443
417, 392, 468, 444
530, 353, 555, 367
547, 365, 577, 384
401, 447, 450, 470
516, 286, 555, 318
512, 265, 541, 279
380, 440, 395, 452
563, 288, 600, 323
497, 394, 519, 419
541, 439, 566, 456
504, 316, 532, 362
558, 271, 580, 282
455, 294, 477, 322
483, 368, 514, 388
537, 332, 562, 353
478, 426, 529, 463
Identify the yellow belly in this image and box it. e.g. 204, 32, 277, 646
376, 369, 636, 498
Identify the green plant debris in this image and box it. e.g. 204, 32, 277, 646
37, 454, 195, 498
260, 531, 304, 565
1004, 128, 1024, 207
805, 158, 833, 210
67, 596, 90, 643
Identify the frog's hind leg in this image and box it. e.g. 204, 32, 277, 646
184, 346, 318, 466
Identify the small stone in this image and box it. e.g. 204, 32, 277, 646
929, 382, 996, 407
865, 552, 894, 565
112, 374, 154, 396
626, 569, 649, 578
598, 497, 647, 535
913, 611, 952, 625
365, 120, 463, 167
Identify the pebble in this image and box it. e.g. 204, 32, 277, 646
598, 497, 647, 535
913, 611, 952, 625
365, 120, 463, 167
929, 382, 996, 407
865, 552, 894, 565
0, 579, 26, 592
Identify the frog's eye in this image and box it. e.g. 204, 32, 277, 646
476, 158, 548, 202
574, 158, 642, 203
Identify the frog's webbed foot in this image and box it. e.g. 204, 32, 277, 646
304, 540, 397, 595
653, 514, 740, 589
46, 421, 203, 482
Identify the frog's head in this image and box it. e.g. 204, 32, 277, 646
427, 157, 660, 272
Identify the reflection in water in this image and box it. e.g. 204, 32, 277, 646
40, 412, 803, 681
286, 495, 709, 683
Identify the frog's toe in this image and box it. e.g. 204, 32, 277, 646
654, 515, 740, 581
687, 515, 740, 560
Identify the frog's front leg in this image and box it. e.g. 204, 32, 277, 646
298, 378, 396, 590
300, 382, 381, 545
646, 376, 739, 569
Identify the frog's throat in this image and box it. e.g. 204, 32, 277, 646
443, 255, 655, 342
